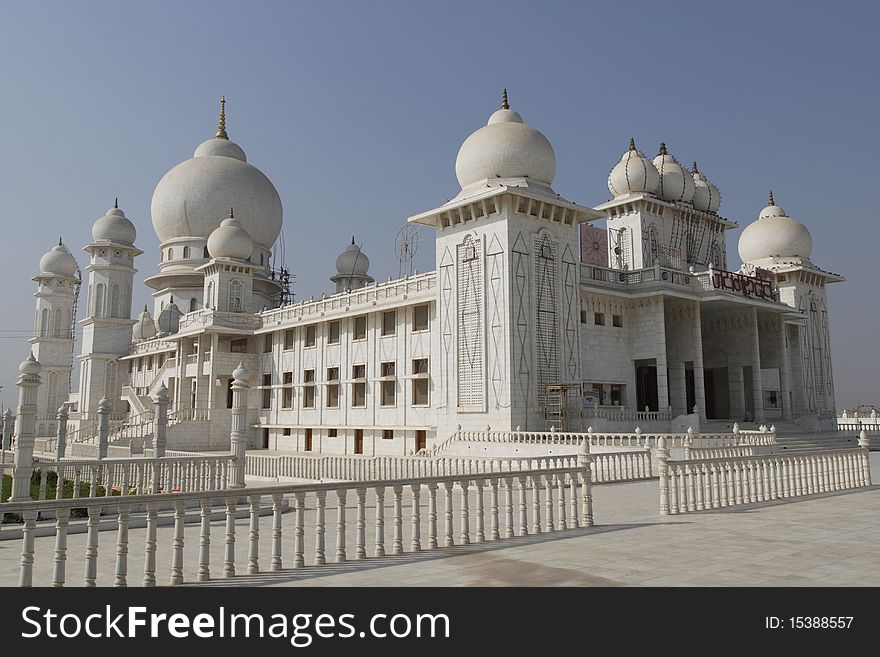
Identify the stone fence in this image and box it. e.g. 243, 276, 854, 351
1, 449, 594, 587
657, 434, 872, 516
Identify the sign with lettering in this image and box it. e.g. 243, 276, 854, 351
711, 269, 775, 300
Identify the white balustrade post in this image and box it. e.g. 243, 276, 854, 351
293, 492, 306, 567
152, 383, 169, 458
1, 408, 14, 451
355, 488, 367, 560
443, 482, 455, 546
391, 485, 403, 554
531, 476, 542, 534
657, 436, 669, 515
221, 366, 250, 491
335, 489, 347, 562
84, 505, 101, 586
11, 353, 42, 501
224, 498, 237, 576
55, 404, 69, 460
19, 510, 38, 587
198, 499, 212, 581
426, 483, 438, 549
411, 484, 422, 551
115, 504, 131, 587
373, 486, 386, 557
475, 480, 485, 542
578, 439, 594, 526
52, 508, 70, 587
248, 495, 261, 574
143, 502, 158, 587
315, 491, 327, 565
170, 499, 186, 585
96, 397, 111, 460
859, 431, 872, 486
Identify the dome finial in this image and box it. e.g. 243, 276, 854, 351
628, 137, 636, 152
501, 88, 509, 110
768, 189, 775, 206
351, 235, 355, 245
215, 96, 228, 139
658, 142, 668, 156
58, 236, 63, 246
692, 161, 699, 173
229, 207, 234, 219
114, 197, 118, 209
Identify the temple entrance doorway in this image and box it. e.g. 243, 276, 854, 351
635, 360, 658, 412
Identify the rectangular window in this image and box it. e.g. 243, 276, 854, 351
580, 310, 587, 324
305, 325, 316, 347
282, 428, 291, 436
283, 329, 295, 350
327, 320, 340, 345
263, 333, 273, 353
128, 360, 134, 374
326, 367, 340, 408
383, 429, 394, 440
594, 312, 605, 326
380, 361, 396, 406
261, 373, 272, 409
382, 310, 396, 336
230, 338, 248, 353
328, 428, 338, 438
412, 358, 429, 406
353, 315, 367, 340
612, 314, 623, 328
137, 358, 143, 372
147, 355, 154, 370
158, 353, 165, 368
282, 371, 293, 408
412, 304, 429, 332
303, 369, 315, 408
352, 364, 366, 407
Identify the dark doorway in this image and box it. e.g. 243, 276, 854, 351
262, 428, 269, 449
304, 428, 313, 452
415, 430, 427, 452
685, 364, 696, 414
635, 362, 658, 412
354, 429, 364, 454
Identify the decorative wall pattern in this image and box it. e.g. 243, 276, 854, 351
456, 235, 485, 410
533, 233, 558, 402
487, 234, 508, 409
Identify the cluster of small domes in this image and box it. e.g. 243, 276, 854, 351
607, 140, 720, 212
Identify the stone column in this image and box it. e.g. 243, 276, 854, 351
96, 397, 111, 459
55, 404, 68, 460
692, 303, 707, 421
152, 383, 169, 458
10, 352, 42, 501
728, 366, 745, 420
668, 361, 687, 416
229, 362, 250, 489
656, 299, 670, 411
777, 319, 792, 420
750, 307, 765, 422
2, 408, 14, 451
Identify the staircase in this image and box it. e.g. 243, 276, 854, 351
771, 430, 867, 453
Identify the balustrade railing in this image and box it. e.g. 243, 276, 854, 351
658, 446, 871, 515
2, 460, 593, 587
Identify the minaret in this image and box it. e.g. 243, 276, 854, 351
29, 239, 80, 436
330, 237, 374, 292
199, 209, 259, 312
78, 202, 142, 420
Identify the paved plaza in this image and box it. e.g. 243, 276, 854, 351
1, 452, 876, 587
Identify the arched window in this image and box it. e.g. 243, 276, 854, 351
260, 253, 264, 266
110, 284, 120, 318
124, 284, 131, 316
40, 308, 49, 337
53, 308, 64, 337
167, 248, 173, 261
189, 298, 197, 312
95, 283, 105, 317
228, 279, 243, 313
206, 281, 215, 309
183, 246, 191, 259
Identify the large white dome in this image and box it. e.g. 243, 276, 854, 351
608, 138, 660, 197
738, 193, 813, 263
39, 242, 77, 278
92, 202, 137, 245
150, 101, 282, 250
455, 91, 556, 190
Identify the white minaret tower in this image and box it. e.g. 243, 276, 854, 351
408, 91, 603, 436
198, 209, 259, 312
738, 192, 844, 417
29, 240, 80, 437
78, 201, 141, 420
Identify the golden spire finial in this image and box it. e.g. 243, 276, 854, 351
215, 96, 228, 139
769, 189, 775, 206
501, 88, 509, 110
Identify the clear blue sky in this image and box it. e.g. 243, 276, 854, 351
0, 0, 877, 411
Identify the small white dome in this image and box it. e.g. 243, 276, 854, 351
608, 138, 660, 197
132, 306, 157, 341
454, 91, 556, 190
39, 242, 78, 278
653, 144, 693, 203
207, 211, 254, 260
193, 137, 247, 161
336, 239, 370, 276
92, 202, 137, 245
156, 298, 182, 334
19, 352, 42, 376
691, 162, 721, 213
738, 193, 813, 263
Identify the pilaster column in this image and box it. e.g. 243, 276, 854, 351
55, 404, 68, 460
96, 397, 110, 459
152, 383, 169, 458
750, 307, 765, 422
229, 362, 250, 488
656, 299, 669, 411
777, 319, 792, 420
692, 303, 707, 420
11, 352, 42, 501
